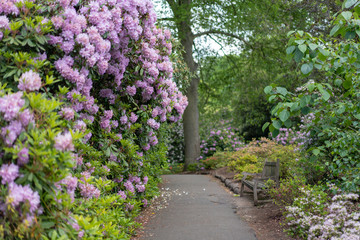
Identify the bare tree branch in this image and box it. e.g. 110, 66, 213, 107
193, 30, 252, 47
158, 17, 175, 21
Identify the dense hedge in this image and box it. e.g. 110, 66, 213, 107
0, 0, 187, 239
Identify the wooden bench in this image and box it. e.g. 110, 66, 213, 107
240, 159, 279, 206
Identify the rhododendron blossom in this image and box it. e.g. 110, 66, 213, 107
18, 70, 42, 92
0, 163, 19, 184
54, 132, 74, 151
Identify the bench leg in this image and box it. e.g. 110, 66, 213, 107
254, 182, 258, 206
240, 181, 244, 197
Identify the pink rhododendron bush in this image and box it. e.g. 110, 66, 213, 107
0, 0, 187, 239
198, 126, 244, 161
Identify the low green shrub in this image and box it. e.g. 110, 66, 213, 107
228, 153, 262, 180
268, 176, 307, 207
186, 163, 201, 172
201, 151, 230, 170
227, 138, 300, 180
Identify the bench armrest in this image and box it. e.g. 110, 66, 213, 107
253, 177, 273, 181
241, 172, 261, 181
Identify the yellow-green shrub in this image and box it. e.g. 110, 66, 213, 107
228, 153, 262, 180
227, 138, 300, 180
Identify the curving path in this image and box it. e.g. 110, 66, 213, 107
139, 174, 257, 240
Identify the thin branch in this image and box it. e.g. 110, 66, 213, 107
165, 0, 175, 8
207, 34, 227, 56
157, 17, 175, 22
193, 30, 252, 47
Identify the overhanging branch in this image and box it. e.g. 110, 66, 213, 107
193, 30, 252, 48
158, 17, 175, 21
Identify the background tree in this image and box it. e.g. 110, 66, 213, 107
153, 0, 341, 167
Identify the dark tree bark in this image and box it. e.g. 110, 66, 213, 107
167, 0, 201, 168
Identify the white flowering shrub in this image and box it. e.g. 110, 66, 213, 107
284, 186, 360, 240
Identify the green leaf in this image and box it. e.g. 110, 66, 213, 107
301, 63, 313, 74
272, 120, 282, 130
317, 85, 331, 101
286, 46, 296, 55
272, 129, 280, 138
314, 64, 322, 70
287, 30, 295, 37
276, 87, 288, 96
330, 24, 340, 36
308, 43, 318, 51
345, 31, 356, 39
295, 40, 305, 44
354, 114, 360, 120
334, 79, 343, 86
307, 83, 316, 92
268, 95, 276, 102
313, 149, 320, 156
279, 110, 290, 122
262, 122, 270, 132
301, 107, 311, 114
300, 95, 310, 107
264, 86, 273, 94
342, 11, 353, 20
345, 0, 357, 8
41, 221, 55, 229
298, 44, 307, 53
343, 80, 352, 89
356, 29, 360, 38
319, 48, 330, 56
294, 49, 304, 63
284, 119, 292, 128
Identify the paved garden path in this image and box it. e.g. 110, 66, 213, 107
140, 174, 257, 240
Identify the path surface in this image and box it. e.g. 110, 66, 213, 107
140, 175, 257, 240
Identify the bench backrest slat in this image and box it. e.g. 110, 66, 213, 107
261, 159, 280, 186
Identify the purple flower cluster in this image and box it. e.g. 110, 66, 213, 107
117, 190, 126, 200
100, 110, 114, 132
135, 184, 145, 193
57, 175, 78, 201
147, 118, 160, 130
0, 92, 25, 121
79, 182, 100, 199
74, 120, 86, 132
121, 175, 149, 199
54, 132, 74, 151
17, 70, 42, 92
17, 147, 29, 166
0, 0, 20, 16
60, 107, 75, 120
199, 127, 244, 160
124, 180, 135, 193
0, 163, 19, 184
47, 0, 187, 151
7, 183, 41, 218
272, 126, 311, 149
0, 92, 33, 146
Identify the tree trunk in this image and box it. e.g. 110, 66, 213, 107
183, 71, 200, 169
173, 0, 200, 169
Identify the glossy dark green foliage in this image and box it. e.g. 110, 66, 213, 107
265, 0, 360, 192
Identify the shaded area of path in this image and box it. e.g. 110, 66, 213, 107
139, 175, 257, 240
